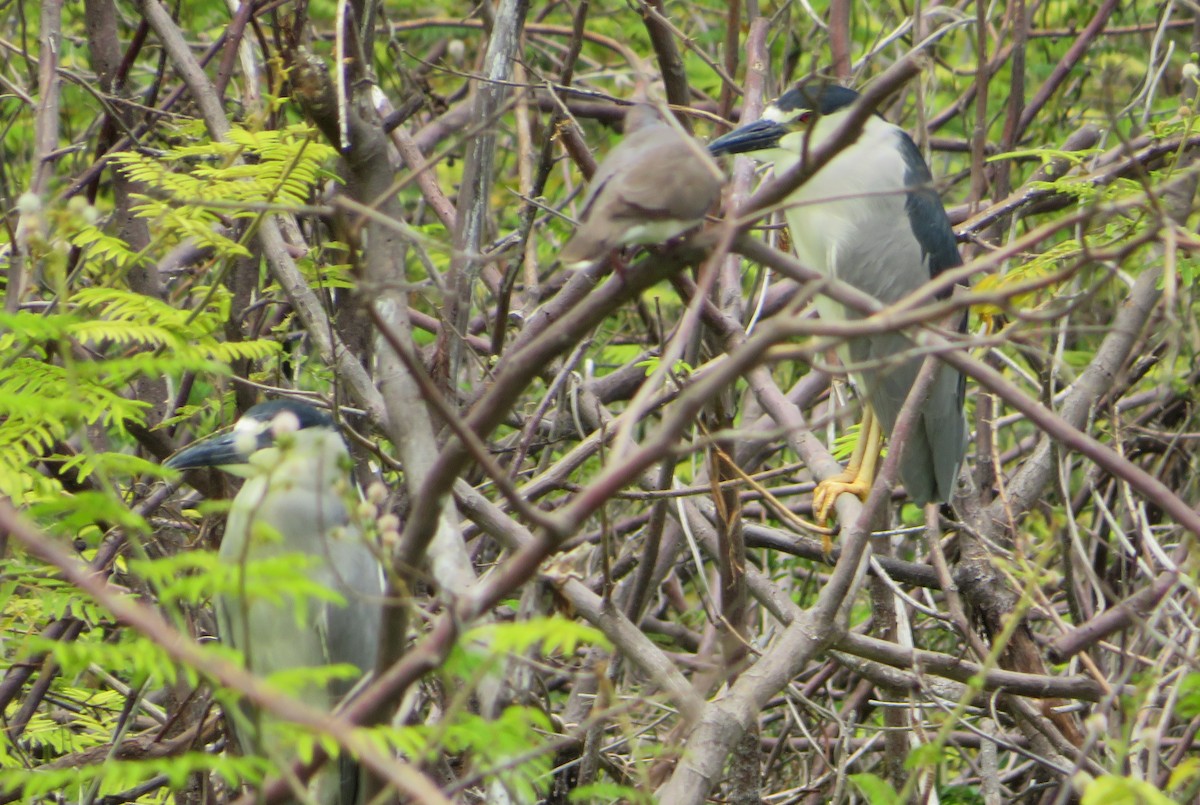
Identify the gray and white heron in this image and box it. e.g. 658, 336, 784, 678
709, 83, 966, 521
167, 399, 383, 804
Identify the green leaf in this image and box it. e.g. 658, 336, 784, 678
1081, 775, 1174, 805
1168, 758, 1200, 795
570, 781, 653, 803
905, 742, 944, 770
850, 773, 903, 805
1176, 672, 1200, 719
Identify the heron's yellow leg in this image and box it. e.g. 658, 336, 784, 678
813, 408, 883, 525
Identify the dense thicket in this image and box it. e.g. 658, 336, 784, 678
1, 1, 1198, 803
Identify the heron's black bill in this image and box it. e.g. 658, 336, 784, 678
708, 119, 789, 156
166, 432, 259, 470
166, 400, 335, 471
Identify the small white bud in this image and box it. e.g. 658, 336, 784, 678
357, 500, 379, 521
233, 428, 259, 457
17, 192, 41, 215
366, 481, 388, 505
270, 409, 301, 436
380, 528, 400, 551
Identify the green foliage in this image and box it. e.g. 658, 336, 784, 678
29, 490, 148, 540
292, 242, 356, 291
379, 618, 611, 798
1177, 672, 1200, 720
987, 146, 1104, 173
939, 784, 986, 804
250, 662, 361, 700
26, 634, 179, 689
444, 617, 610, 681
126, 550, 342, 615
828, 419, 865, 462
112, 124, 335, 211
635, 356, 693, 377
1, 559, 103, 626
1080, 774, 1174, 805
1167, 757, 1200, 798
905, 742, 945, 771
850, 772, 903, 805
0, 751, 256, 802
0, 284, 279, 505
472, 616, 609, 654
3, 0, 1197, 802
570, 780, 655, 803
372, 706, 556, 803
0, 117, 330, 801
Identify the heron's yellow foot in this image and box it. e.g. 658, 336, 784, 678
813, 473, 873, 524
812, 409, 883, 528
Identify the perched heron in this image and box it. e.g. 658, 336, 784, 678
559, 102, 724, 269
709, 83, 966, 521
167, 399, 383, 804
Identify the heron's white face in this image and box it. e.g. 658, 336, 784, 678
266, 409, 301, 437
766, 105, 858, 173
761, 102, 814, 126
232, 408, 303, 451
231, 416, 266, 459
710, 101, 854, 174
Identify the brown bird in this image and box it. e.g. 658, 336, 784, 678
560, 103, 724, 269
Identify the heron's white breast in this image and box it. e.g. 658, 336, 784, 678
779, 119, 926, 305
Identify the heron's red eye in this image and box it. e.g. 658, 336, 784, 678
796, 111, 813, 124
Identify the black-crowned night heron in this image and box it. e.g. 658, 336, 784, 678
559, 102, 724, 269
709, 83, 966, 521
167, 399, 383, 804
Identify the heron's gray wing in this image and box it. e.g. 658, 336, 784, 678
320, 515, 382, 805
322, 523, 384, 696
896, 130, 962, 284
852, 330, 965, 505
